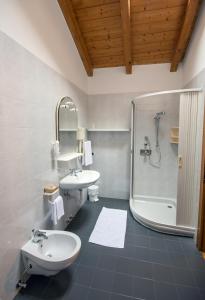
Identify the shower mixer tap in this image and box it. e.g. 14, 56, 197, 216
140, 136, 152, 160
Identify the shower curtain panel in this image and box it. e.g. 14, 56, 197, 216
177, 92, 204, 229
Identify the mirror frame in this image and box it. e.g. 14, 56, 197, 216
55, 96, 78, 141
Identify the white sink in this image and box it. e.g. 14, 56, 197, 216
21, 230, 81, 276
60, 170, 100, 190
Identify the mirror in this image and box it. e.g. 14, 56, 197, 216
56, 96, 78, 153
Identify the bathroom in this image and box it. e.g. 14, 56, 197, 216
1, 0, 205, 299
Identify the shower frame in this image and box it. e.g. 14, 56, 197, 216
130, 88, 204, 237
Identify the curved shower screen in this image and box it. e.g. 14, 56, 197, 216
129, 88, 203, 237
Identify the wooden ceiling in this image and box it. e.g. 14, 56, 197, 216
58, 0, 201, 76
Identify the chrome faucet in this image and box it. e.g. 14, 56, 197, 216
32, 229, 48, 243
68, 168, 82, 176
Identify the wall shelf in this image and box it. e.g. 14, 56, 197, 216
170, 127, 179, 144
87, 128, 130, 132
57, 152, 82, 162
59, 129, 77, 132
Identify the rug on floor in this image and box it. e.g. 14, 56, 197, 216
89, 207, 127, 248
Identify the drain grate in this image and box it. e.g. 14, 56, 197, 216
46, 253, 52, 258
167, 205, 172, 209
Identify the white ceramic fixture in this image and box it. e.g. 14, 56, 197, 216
57, 152, 82, 162
21, 230, 81, 276
60, 170, 100, 190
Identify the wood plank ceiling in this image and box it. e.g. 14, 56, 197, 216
58, 0, 201, 76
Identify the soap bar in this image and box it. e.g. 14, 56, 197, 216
44, 185, 59, 194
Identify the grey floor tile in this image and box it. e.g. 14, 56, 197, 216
152, 264, 173, 284
172, 266, 196, 287
85, 242, 102, 255
147, 229, 167, 239
91, 269, 114, 292
132, 277, 155, 300
87, 288, 111, 300
42, 266, 76, 299
149, 237, 166, 251
116, 256, 153, 279
154, 282, 179, 300
176, 285, 201, 300
73, 265, 94, 286
97, 254, 117, 272
192, 269, 205, 288
129, 245, 151, 262
127, 223, 150, 236
169, 251, 189, 268
125, 233, 149, 248
199, 288, 205, 300
181, 238, 200, 255
123, 244, 138, 259
78, 248, 99, 267
150, 249, 171, 266
112, 272, 133, 297
165, 239, 183, 253
64, 284, 89, 300
100, 245, 125, 258
110, 294, 136, 300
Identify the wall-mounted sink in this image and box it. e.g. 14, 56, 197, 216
59, 170, 100, 190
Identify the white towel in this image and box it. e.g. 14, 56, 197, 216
49, 200, 57, 225
56, 195, 64, 219
83, 140, 93, 166
49, 196, 64, 225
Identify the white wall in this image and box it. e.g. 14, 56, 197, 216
133, 94, 179, 200
0, 0, 88, 92
0, 31, 87, 300
88, 64, 183, 95
88, 94, 133, 199
182, 1, 205, 85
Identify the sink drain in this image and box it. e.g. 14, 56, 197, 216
46, 253, 52, 258
167, 205, 172, 209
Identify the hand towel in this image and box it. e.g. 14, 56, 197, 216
49, 200, 57, 225
56, 195, 64, 219
83, 140, 93, 166
49, 196, 64, 225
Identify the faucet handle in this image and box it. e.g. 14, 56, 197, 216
32, 229, 46, 236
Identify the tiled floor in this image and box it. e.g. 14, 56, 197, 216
15, 198, 205, 300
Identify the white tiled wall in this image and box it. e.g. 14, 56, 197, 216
87, 94, 136, 200
87, 94, 132, 129
88, 131, 131, 199
133, 94, 179, 200
0, 31, 88, 300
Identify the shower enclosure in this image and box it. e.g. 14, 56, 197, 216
130, 89, 204, 236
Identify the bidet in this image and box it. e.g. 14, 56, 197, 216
21, 230, 81, 276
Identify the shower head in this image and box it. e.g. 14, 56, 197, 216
154, 111, 165, 120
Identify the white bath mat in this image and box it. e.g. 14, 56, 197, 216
89, 207, 127, 248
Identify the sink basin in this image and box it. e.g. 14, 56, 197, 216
59, 170, 100, 190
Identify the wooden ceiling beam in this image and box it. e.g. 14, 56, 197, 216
170, 0, 201, 72
120, 0, 132, 74
58, 0, 93, 76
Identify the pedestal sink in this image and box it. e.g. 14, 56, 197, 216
59, 170, 100, 190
